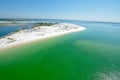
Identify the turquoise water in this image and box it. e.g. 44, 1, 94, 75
0, 20, 120, 80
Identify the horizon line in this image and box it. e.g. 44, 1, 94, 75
0, 17, 120, 23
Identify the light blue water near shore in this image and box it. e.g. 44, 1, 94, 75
0, 20, 120, 80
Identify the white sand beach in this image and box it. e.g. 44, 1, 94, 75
0, 23, 86, 49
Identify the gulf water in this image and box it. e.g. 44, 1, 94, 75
0, 20, 120, 80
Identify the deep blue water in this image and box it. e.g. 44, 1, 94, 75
0, 25, 32, 37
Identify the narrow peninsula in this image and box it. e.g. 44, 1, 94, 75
0, 23, 86, 49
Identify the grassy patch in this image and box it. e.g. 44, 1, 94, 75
32, 22, 57, 28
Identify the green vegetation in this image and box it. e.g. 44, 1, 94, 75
14, 27, 26, 33
21, 27, 26, 30
13, 22, 57, 33
32, 22, 57, 28
14, 29, 21, 32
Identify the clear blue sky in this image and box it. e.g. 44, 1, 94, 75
0, 0, 120, 22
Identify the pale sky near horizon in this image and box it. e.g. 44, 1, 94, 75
0, 0, 120, 22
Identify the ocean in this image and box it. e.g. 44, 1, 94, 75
0, 20, 120, 80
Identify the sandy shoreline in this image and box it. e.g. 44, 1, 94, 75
0, 23, 86, 50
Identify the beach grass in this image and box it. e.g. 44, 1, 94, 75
32, 22, 57, 28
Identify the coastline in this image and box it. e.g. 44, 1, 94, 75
0, 23, 86, 50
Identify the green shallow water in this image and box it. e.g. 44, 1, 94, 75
0, 21, 120, 80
